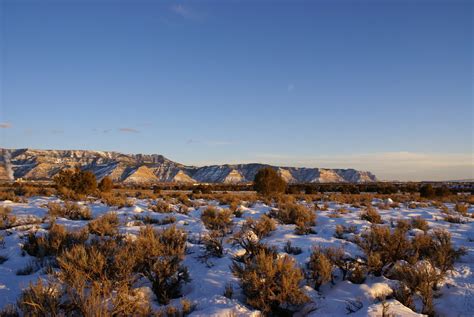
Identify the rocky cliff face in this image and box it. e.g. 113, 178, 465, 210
0, 148, 377, 184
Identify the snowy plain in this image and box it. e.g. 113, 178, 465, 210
0, 196, 473, 316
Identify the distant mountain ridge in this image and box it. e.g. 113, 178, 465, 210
0, 148, 377, 184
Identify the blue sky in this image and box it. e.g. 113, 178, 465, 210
0, 0, 472, 180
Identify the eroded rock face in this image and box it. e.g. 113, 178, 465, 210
1, 148, 377, 184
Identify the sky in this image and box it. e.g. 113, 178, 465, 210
0, 0, 472, 181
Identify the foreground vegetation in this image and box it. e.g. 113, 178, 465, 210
0, 173, 472, 316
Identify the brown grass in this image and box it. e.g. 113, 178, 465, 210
47, 201, 92, 220
270, 202, 316, 235
88, 213, 120, 236
201, 207, 233, 235
360, 206, 383, 224
232, 249, 308, 314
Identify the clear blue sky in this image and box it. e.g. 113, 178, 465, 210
0, 0, 472, 180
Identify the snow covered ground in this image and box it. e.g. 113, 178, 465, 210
0, 196, 473, 316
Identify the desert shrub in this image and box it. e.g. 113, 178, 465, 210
176, 204, 190, 215
54, 168, 97, 195
307, 248, 332, 290
134, 190, 157, 200
366, 252, 383, 276
308, 245, 354, 282
134, 226, 189, 304
0, 206, 16, 229
283, 240, 302, 255
90, 238, 140, 285
390, 202, 401, 209
217, 193, 241, 207
419, 184, 435, 198
133, 226, 164, 267
0, 190, 21, 202
59, 250, 112, 313
355, 225, 410, 276
161, 300, 195, 317
393, 284, 415, 311
149, 200, 173, 213
23, 224, 89, 258
439, 204, 450, 213
201, 207, 233, 235
17, 279, 62, 316
376, 202, 390, 210
55, 241, 151, 315
253, 167, 287, 196
230, 229, 277, 264
101, 193, 133, 209
454, 203, 469, 216
233, 207, 244, 218
319, 203, 329, 211
13, 185, 42, 197
272, 194, 296, 206
23, 240, 151, 316
59, 244, 108, 286
147, 256, 190, 305
88, 213, 120, 236
348, 263, 367, 284
334, 224, 357, 239
396, 219, 411, 232
426, 229, 466, 275
242, 215, 276, 239
0, 304, 18, 317
202, 230, 225, 258
358, 225, 465, 288
98, 176, 114, 192
228, 200, 239, 213
110, 285, 152, 316
0, 206, 12, 215
435, 186, 451, 197
360, 207, 383, 224
47, 201, 92, 220
153, 225, 187, 258
223, 283, 233, 299
56, 187, 84, 201
135, 215, 176, 225
232, 249, 308, 314
336, 207, 350, 214
443, 214, 464, 223
408, 202, 417, 209
393, 261, 438, 316
16, 226, 189, 315
174, 193, 191, 207
323, 246, 353, 281
271, 203, 316, 235
411, 216, 429, 232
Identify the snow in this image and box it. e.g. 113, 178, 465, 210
0, 196, 473, 316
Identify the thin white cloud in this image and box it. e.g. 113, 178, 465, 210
185, 139, 232, 146
170, 4, 204, 21
206, 140, 233, 146
287, 84, 295, 92
186, 139, 199, 144
118, 128, 139, 133
0, 122, 12, 129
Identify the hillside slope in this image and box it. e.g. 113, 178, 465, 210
0, 148, 377, 183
